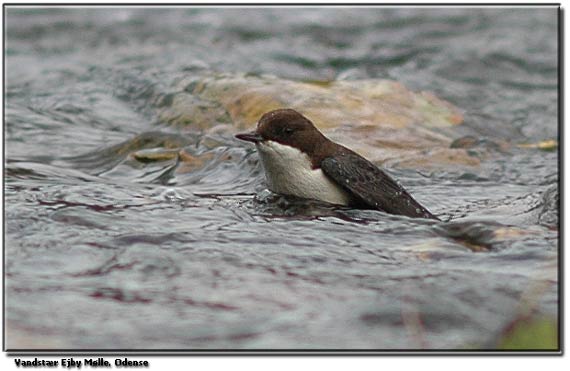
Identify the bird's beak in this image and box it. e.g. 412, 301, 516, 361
235, 131, 263, 143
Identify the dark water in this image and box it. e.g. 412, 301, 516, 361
4, 7, 558, 349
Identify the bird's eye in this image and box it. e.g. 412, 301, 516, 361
283, 127, 294, 135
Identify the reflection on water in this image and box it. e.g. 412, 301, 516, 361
4, 7, 558, 349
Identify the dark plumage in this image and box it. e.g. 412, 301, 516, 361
236, 108, 439, 220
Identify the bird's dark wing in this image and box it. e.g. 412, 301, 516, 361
321, 154, 439, 220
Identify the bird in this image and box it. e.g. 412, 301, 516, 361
235, 108, 439, 220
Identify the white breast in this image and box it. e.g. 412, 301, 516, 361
255, 140, 352, 206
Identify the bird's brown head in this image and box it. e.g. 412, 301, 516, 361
235, 109, 327, 155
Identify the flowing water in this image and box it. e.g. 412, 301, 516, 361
4, 7, 559, 350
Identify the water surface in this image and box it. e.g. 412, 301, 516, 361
4, 7, 558, 350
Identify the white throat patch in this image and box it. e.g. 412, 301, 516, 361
255, 140, 352, 206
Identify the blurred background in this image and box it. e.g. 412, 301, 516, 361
4, 6, 559, 350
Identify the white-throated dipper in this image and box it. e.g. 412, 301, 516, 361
235, 108, 439, 220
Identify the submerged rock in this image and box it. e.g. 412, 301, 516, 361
435, 220, 540, 252
71, 72, 560, 183
71, 73, 480, 176
80, 72, 558, 178
164, 73, 466, 167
